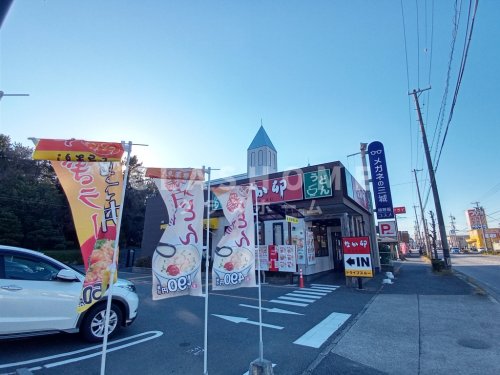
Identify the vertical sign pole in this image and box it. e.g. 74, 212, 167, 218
254, 184, 264, 361
100, 141, 132, 375
203, 166, 212, 375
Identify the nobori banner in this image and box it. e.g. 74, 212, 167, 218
367, 141, 394, 219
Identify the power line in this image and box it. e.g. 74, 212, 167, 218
435, 0, 479, 171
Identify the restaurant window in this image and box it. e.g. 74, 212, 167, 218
255, 221, 265, 245
312, 224, 329, 257
273, 223, 284, 245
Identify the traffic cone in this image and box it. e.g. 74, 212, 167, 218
299, 268, 304, 288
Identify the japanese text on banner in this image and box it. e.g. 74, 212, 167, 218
212, 186, 256, 290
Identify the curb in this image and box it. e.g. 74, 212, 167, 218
452, 268, 499, 304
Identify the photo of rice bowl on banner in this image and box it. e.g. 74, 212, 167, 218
146, 168, 205, 300
212, 185, 256, 290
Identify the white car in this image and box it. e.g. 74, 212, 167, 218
0, 245, 139, 342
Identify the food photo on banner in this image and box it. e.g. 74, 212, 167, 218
146, 168, 205, 300
212, 185, 256, 290
32, 139, 126, 312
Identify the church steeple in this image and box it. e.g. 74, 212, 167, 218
247, 123, 277, 178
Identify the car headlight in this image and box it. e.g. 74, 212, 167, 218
117, 283, 136, 293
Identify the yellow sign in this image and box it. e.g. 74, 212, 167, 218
203, 218, 219, 229
286, 215, 299, 224
345, 269, 373, 277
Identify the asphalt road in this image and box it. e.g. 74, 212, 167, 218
451, 253, 500, 302
0, 270, 379, 375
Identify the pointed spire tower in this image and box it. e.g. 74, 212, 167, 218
247, 121, 277, 177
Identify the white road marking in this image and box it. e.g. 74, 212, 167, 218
212, 314, 283, 330
269, 299, 308, 307
287, 292, 322, 299
278, 296, 316, 303
0, 331, 163, 370
311, 283, 340, 289
294, 289, 328, 295
239, 303, 304, 315
310, 286, 336, 292
293, 312, 351, 348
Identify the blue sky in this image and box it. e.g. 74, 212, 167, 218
1, 1, 499, 236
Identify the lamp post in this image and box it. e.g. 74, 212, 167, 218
0, 91, 30, 101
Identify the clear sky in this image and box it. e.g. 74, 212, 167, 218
1, 1, 499, 237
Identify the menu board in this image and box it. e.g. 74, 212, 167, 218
256, 245, 269, 271
276, 245, 297, 272
306, 231, 316, 265
292, 228, 306, 265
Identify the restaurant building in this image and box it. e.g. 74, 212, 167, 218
142, 126, 379, 276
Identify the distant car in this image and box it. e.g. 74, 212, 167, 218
450, 248, 460, 254
477, 248, 486, 253
0, 245, 139, 342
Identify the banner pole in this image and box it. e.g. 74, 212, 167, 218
254, 184, 264, 362
100, 141, 133, 375
203, 166, 211, 375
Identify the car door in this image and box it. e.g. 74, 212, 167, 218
0, 251, 82, 334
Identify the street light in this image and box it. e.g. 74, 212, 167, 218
0, 91, 30, 101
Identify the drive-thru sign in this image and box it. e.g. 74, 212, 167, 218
342, 236, 373, 278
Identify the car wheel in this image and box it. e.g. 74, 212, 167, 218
81, 303, 122, 342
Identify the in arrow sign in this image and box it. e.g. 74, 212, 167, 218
346, 257, 355, 266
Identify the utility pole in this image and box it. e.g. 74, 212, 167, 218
360, 143, 381, 271
412, 169, 432, 258
413, 205, 422, 253
449, 214, 456, 248
472, 202, 488, 251
429, 211, 438, 259
410, 89, 451, 269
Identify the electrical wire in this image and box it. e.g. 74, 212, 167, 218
435, 0, 479, 171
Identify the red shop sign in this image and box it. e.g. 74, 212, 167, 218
255, 175, 303, 204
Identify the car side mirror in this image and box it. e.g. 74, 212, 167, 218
56, 269, 80, 281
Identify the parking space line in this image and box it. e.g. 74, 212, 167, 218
0, 331, 163, 370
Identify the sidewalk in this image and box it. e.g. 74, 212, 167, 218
310, 256, 500, 375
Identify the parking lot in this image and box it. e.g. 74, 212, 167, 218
0, 270, 376, 375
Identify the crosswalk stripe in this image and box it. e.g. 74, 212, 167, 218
311, 283, 340, 289
278, 296, 316, 303
287, 292, 322, 299
296, 288, 328, 295
269, 299, 308, 307
310, 287, 335, 292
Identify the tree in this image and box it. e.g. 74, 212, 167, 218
0, 134, 71, 249
120, 155, 156, 249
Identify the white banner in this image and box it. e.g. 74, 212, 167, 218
212, 186, 256, 290
306, 230, 316, 265
147, 168, 205, 300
